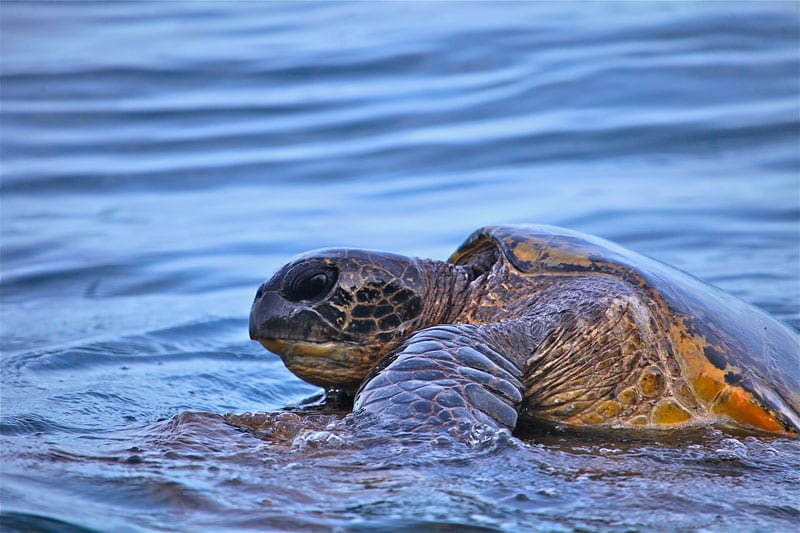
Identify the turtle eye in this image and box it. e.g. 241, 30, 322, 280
282, 264, 337, 303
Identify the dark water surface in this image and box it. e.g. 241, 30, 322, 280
2, 2, 799, 531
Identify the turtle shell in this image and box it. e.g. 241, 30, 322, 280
448, 225, 800, 434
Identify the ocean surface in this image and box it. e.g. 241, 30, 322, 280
1, 2, 799, 531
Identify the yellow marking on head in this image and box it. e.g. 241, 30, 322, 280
291, 342, 338, 358
260, 339, 289, 354
262, 338, 354, 362
258, 338, 378, 393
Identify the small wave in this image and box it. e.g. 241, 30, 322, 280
3, 316, 255, 373
0, 414, 79, 436
0, 512, 98, 533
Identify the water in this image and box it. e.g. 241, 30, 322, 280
1, 2, 798, 531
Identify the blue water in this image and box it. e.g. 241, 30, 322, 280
1, 2, 799, 531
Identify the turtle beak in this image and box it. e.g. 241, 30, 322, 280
249, 283, 293, 340
249, 277, 346, 348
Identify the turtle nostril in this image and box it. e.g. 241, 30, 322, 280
255, 282, 268, 301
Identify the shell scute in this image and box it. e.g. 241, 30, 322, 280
652, 400, 692, 425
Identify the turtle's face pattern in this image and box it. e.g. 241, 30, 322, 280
249, 249, 425, 393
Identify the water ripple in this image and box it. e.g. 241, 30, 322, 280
1, 2, 798, 531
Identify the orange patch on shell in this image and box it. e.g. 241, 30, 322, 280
510, 240, 540, 264
543, 246, 593, 268
692, 373, 725, 403
712, 387, 783, 433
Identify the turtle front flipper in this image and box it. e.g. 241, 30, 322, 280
353, 324, 527, 432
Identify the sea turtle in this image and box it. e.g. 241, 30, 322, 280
249, 225, 800, 436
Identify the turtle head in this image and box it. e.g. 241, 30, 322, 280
249, 249, 426, 394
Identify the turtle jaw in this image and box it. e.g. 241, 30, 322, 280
249, 288, 378, 393
257, 337, 377, 394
